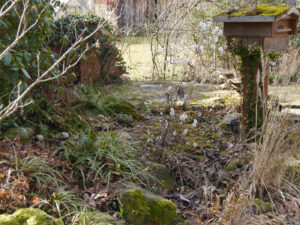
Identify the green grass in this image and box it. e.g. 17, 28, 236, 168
1, 149, 63, 187
118, 37, 197, 81
119, 40, 153, 81
61, 130, 151, 187
73, 85, 145, 124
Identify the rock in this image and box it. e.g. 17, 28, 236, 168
202, 97, 225, 106
56, 132, 70, 140
217, 113, 241, 134
213, 104, 223, 110
146, 162, 176, 190
174, 100, 185, 109
74, 212, 121, 225
191, 105, 205, 112
117, 114, 134, 126
3, 127, 34, 141
119, 184, 177, 225
220, 81, 231, 90
97, 114, 108, 121
0, 208, 63, 225
36, 135, 45, 142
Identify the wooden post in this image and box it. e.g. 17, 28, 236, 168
213, 5, 300, 134
240, 50, 263, 133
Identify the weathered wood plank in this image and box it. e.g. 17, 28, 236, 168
224, 22, 273, 37
263, 36, 289, 52
213, 16, 276, 23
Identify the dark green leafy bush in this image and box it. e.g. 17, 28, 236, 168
0, 0, 60, 105
50, 14, 126, 84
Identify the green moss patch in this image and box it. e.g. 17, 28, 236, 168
0, 208, 63, 225
119, 185, 177, 225
147, 162, 176, 190
217, 4, 291, 17
254, 198, 273, 213
226, 158, 239, 171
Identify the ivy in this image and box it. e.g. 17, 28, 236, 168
230, 41, 263, 132
49, 14, 126, 84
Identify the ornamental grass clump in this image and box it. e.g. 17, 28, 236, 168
250, 111, 299, 192
61, 131, 151, 187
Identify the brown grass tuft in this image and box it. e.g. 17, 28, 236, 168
250, 112, 299, 193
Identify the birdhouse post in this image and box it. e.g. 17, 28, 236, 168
213, 4, 300, 133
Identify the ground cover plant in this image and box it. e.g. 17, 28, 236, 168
0, 0, 300, 225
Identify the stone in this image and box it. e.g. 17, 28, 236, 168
0, 208, 63, 225
36, 135, 45, 142
74, 212, 121, 225
56, 132, 69, 140
174, 100, 185, 109
97, 114, 108, 121
3, 127, 34, 141
117, 114, 134, 126
146, 162, 176, 190
202, 97, 225, 106
119, 184, 177, 225
213, 104, 223, 110
217, 113, 241, 134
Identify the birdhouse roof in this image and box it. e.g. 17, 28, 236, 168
213, 4, 300, 22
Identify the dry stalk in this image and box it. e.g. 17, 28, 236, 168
250, 111, 299, 193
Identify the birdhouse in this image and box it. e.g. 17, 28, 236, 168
213, 5, 300, 52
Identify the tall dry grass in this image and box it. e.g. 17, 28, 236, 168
214, 109, 300, 225
250, 112, 299, 193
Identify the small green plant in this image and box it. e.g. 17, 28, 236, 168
73, 85, 145, 122
33, 188, 85, 221
2, 150, 62, 187
61, 131, 150, 187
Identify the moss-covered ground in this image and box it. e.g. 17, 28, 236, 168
0, 81, 299, 225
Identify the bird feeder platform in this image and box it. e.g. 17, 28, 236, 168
213, 4, 300, 133
213, 5, 300, 52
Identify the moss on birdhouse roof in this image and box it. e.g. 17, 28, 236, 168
217, 4, 291, 17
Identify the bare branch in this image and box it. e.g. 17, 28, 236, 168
0, 0, 20, 17
0, 18, 107, 122
0, 1, 46, 61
